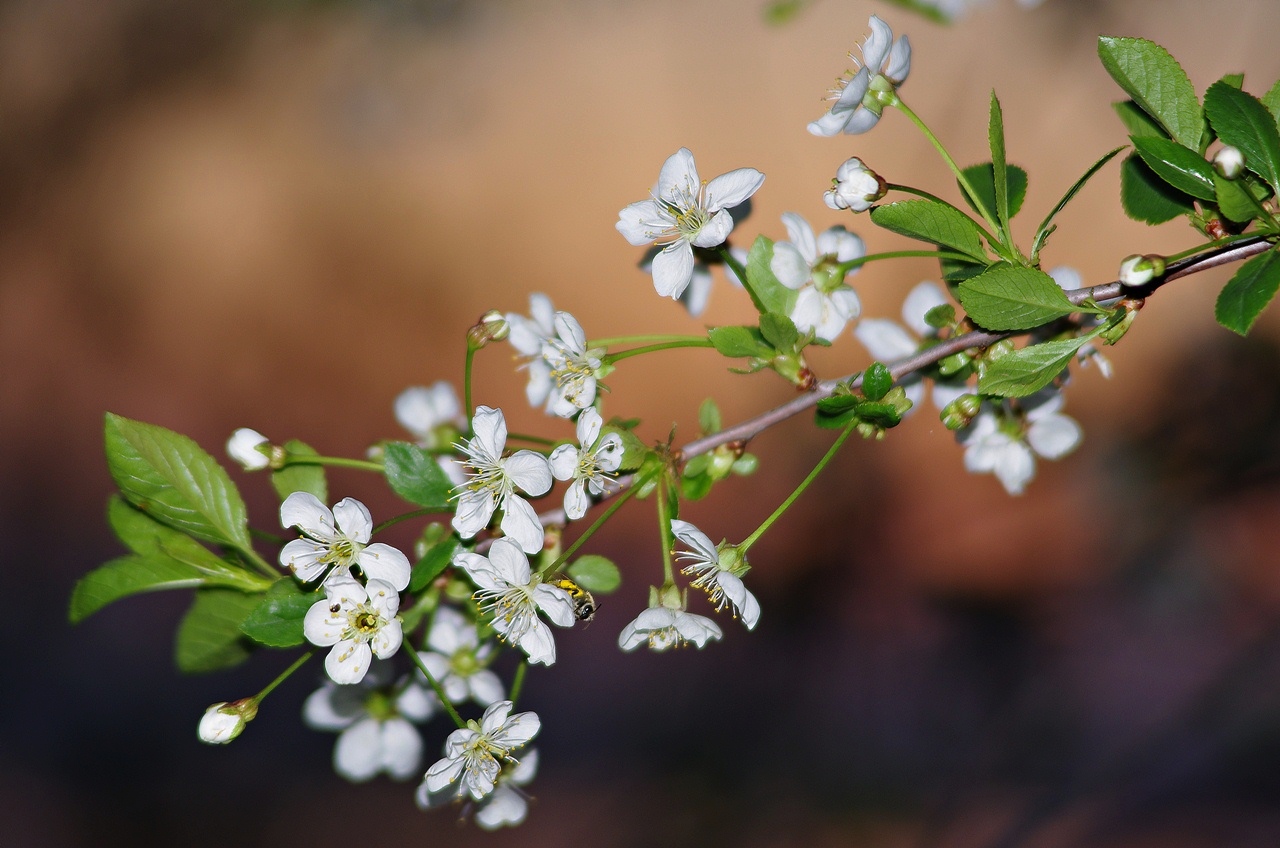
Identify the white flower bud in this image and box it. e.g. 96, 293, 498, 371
198, 701, 250, 744
1117, 254, 1166, 287
226, 428, 271, 471
823, 157, 886, 213
1213, 145, 1244, 180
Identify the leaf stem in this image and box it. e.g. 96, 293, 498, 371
509, 660, 529, 706
406, 645, 467, 729
464, 346, 476, 417
372, 507, 436, 535
604, 338, 715, 364
656, 476, 676, 585
282, 455, 384, 473
589, 334, 711, 348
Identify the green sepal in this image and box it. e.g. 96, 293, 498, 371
175, 588, 262, 673
566, 554, 622, 594
104, 413, 252, 550
956, 263, 1077, 331
1097, 36, 1202, 149
744, 236, 798, 317
1130, 135, 1217, 201
960, 163, 1028, 223
271, 439, 328, 503
870, 200, 989, 263
1204, 81, 1280, 195
240, 580, 314, 648
409, 534, 461, 593
977, 334, 1097, 397
1119, 153, 1195, 224
383, 441, 453, 510
1214, 248, 1280, 336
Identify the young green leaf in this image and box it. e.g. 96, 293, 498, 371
1129, 135, 1218, 201
240, 580, 314, 648
1118, 153, 1195, 224
978, 336, 1093, 397
961, 163, 1028, 222
698, 398, 722, 434
956, 264, 1076, 331
383, 441, 453, 510
104, 414, 252, 550
745, 236, 798, 317
708, 325, 775, 359
1262, 77, 1280, 128
870, 200, 989, 263
1097, 36, 1202, 149
271, 439, 328, 503
1204, 81, 1280, 195
1113, 100, 1168, 138
408, 534, 460, 592
759, 312, 800, 352
69, 555, 205, 624
1214, 248, 1280, 335
988, 91, 1011, 230
566, 554, 622, 594
175, 588, 261, 673
862, 362, 893, 401
1031, 146, 1124, 257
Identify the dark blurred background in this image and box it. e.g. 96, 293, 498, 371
8, 0, 1280, 845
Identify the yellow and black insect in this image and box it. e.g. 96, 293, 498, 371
552, 577, 597, 624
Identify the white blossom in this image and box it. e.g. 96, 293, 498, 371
505, 293, 557, 359
824, 157, 886, 213
536, 312, 604, 418
417, 747, 539, 831
958, 390, 1082, 495
226, 428, 271, 471
770, 212, 864, 341
855, 281, 971, 410
415, 606, 505, 706
616, 147, 764, 301
548, 409, 623, 520
454, 538, 576, 666
280, 492, 412, 591
809, 15, 911, 137
451, 406, 554, 554
303, 576, 403, 685
303, 661, 436, 782
618, 588, 723, 652
395, 381, 465, 448
422, 700, 540, 802
670, 520, 760, 630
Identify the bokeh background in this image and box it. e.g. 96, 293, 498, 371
8, 0, 1280, 845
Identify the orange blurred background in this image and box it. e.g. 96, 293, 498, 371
8, 0, 1280, 845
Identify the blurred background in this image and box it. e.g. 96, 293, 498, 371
7, 0, 1280, 845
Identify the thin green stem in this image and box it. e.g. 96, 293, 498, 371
253, 651, 313, 703
604, 338, 714, 365
540, 483, 641, 576
837, 249, 976, 275
406, 646, 467, 729
372, 507, 436, 535
589, 334, 711, 348
656, 477, 675, 585
891, 97, 1005, 241
740, 421, 858, 553
720, 246, 766, 313
464, 346, 476, 416
509, 660, 529, 706
282, 455, 384, 473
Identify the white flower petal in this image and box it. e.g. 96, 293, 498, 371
280, 492, 335, 539
862, 15, 894, 70
302, 684, 363, 730
371, 619, 403, 660
704, 167, 765, 212
691, 208, 735, 248
471, 406, 508, 458
396, 682, 437, 722
884, 34, 911, 82
517, 619, 557, 665
1027, 414, 1082, 460
577, 407, 603, 448
671, 520, 718, 565
780, 212, 818, 265
652, 243, 695, 299
326, 640, 373, 684
469, 670, 505, 706
357, 543, 411, 591
855, 319, 918, 361
548, 443, 579, 482
331, 498, 373, 544
534, 584, 578, 627
280, 538, 328, 582
452, 490, 497, 539
993, 442, 1036, 495
379, 717, 424, 780
902, 282, 949, 337
563, 479, 590, 520
426, 607, 467, 653
770, 242, 811, 290
499, 495, 545, 555
486, 538, 532, 585
334, 718, 383, 782
303, 597, 346, 647
424, 754, 464, 793
476, 786, 528, 831
505, 450, 553, 495
656, 148, 699, 202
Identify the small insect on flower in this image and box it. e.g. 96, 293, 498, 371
550, 577, 596, 624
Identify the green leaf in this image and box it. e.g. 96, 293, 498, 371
383, 441, 453, 510
1097, 36, 1202, 149
924, 304, 956, 329
175, 588, 260, 673
409, 534, 460, 592
1204, 81, 1280, 195
870, 200, 989, 263
939, 252, 988, 284
566, 554, 621, 594
1119, 153, 1194, 224
1214, 248, 1280, 335
1032, 146, 1125, 257
69, 555, 205, 623
606, 425, 649, 472
862, 362, 893, 401
744, 236, 797, 317
978, 336, 1093, 397
961, 163, 1028, 222
698, 398, 722, 435
1130, 135, 1217, 201
855, 402, 902, 429
104, 414, 251, 550
1214, 172, 1262, 223
956, 264, 1076, 331
680, 471, 715, 500
271, 439, 327, 503
1113, 100, 1168, 138
240, 580, 314, 648
708, 325, 774, 359
988, 91, 1010, 229
1261, 77, 1280, 128
759, 312, 799, 352
1220, 73, 1245, 91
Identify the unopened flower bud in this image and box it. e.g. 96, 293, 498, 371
226, 428, 272, 471
1213, 145, 1244, 180
198, 698, 257, 744
940, 394, 982, 430
1117, 254, 1166, 287
823, 157, 887, 213
467, 310, 510, 349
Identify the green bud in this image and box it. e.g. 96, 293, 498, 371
940, 393, 982, 430
467, 310, 509, 349
730, 453, 759, 476
1118, 254, 1165, 287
